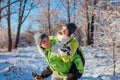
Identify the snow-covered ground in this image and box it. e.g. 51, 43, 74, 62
0, 46, 120, 80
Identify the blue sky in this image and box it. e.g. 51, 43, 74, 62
1, 0, 40, 33
1, 0, 81, 33
1, 0, 118, 34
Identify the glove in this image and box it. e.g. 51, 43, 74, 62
66, 73, 77, 80
32, 66, 52, 80
41, 66, 53, 78
32, 71, 43, 80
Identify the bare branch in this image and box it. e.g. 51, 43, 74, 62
1, 0, 20, 10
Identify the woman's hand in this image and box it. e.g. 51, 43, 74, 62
32, 71, 43, 80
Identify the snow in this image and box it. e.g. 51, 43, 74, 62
0, 46, 120, 80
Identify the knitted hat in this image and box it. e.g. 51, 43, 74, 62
64, 23, 77, 35
34, 32, 48, 45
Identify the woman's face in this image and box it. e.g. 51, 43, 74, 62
40, 37, 50, 48
59, 27, 69, 36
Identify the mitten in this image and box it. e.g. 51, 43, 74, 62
41, 66, 53, 78
32, 71, 43, 80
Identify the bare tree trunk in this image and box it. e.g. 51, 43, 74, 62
74, 0, 76, 23
0, 0, 1, 21
85, 0, 91, 45
7, 0, 12, 51
14, 0, 27, 49
14, 0, 22, 49
90, 15, 94, 44
112, 38, 116, 76
14, 0, 34, 49
90, 0, 96, 44
48, 0, 51, 35
66, 0, 70, 23
14, 22, 22, 49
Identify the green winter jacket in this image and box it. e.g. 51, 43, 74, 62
38, 36, 84, 76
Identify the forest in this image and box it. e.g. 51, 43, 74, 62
0, 0, 120, 80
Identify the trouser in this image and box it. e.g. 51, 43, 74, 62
51, 73, 67, 80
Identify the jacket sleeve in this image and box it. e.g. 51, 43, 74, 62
71, 53, 84, 74
69, 38, 79, 59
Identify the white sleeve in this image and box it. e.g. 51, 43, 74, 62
52, 42, 63, 56
52, 42, 71, 56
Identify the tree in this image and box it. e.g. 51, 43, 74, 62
85, 0, 91, 45
0, 0, 20, 21
66, 0, 70, 23
0, 27, 8, 48
1, 0, 20, 51
81, 0, 97, 45
35, 0, 53, 35
14, 0, 35, 49
94, 1, 120, 76
0, 0, 2, 21
48, 0, 51, 35
7, 0, 12, 51
73, 0, 76, 23
90, 0, 97, 44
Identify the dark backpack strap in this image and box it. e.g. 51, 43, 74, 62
69, 62, 78, 73
76, 48, 85, 66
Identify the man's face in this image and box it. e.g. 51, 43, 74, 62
59, 27, 69, 36
40, 37, 50, 48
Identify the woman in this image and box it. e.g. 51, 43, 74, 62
57, 23, 85, 66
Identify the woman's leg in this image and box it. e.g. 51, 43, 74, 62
51, 73, 67, 80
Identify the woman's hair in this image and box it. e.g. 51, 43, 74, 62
64, 23, 77, 35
